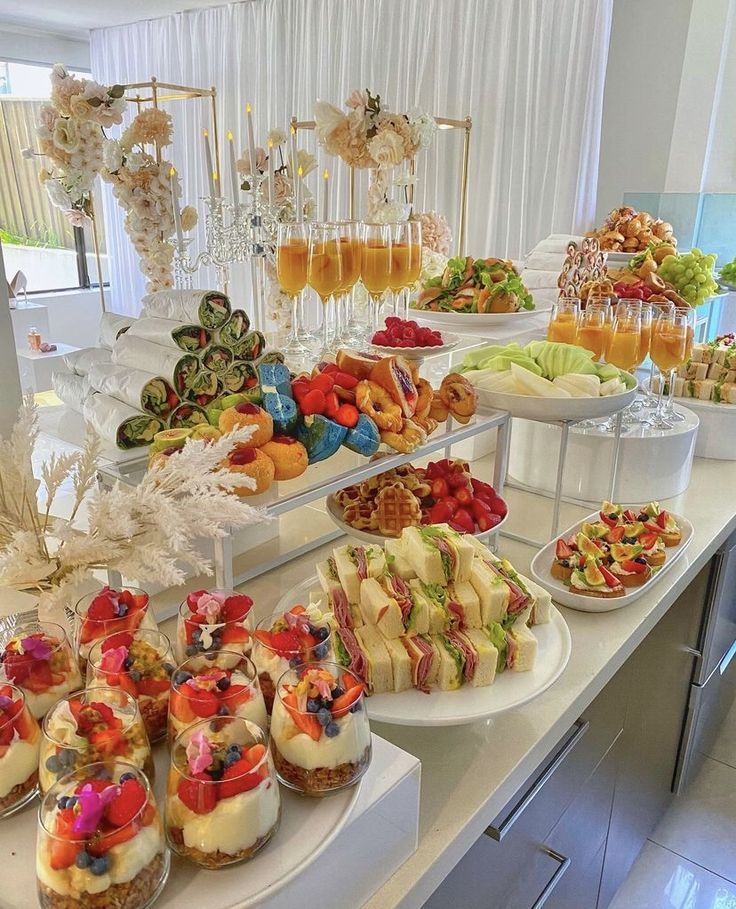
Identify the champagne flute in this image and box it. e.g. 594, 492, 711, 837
576, 301, 609, 361
606, 302, 641, 372
650, 310, 688, 428
361, 222, 393, 333
547, 298, 579, 344
388, 222, 411, 318
332, 221, 361, 344
276, 223, 310, 361
664, 306, 695, 422
405, 220, 423, 320
308, 223, 343, 359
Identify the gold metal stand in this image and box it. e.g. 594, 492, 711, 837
290, 113, 472, 254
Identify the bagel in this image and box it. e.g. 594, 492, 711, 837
355, 380, 403, 432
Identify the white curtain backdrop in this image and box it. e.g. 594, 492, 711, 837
91, 0, 613, 316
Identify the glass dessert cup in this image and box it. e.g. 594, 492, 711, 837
40, 688, 154, 794
36, 761, 168, 909
175, 589, 255, 663
270, 661, 371, 798
168, 651, 267, 744
166, 715, 280, 869
0, 682, 41, 817
86, 630, 175, 744
252, 605, 333, 713
0, 621, 82, 720
74, 587, 157, 677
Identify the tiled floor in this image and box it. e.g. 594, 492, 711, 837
610, 701, 736, 908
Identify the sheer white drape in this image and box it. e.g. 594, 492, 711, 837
91, 0, 613, 316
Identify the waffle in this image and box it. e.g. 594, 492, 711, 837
335, 484, 363, 508
375, 483, 423, 537
343, 500, 378, 530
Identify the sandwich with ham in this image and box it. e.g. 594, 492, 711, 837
333, 543, 387, 603
385, 537, 417, 580
359, 577, 405, 639
470, 559, 512, 624
333, 626, 367, 681
402, 635, 439, 692
316, 558, 353, 628
409, 580, 451, 633
354, 624, 393, 694
378, 572, 415, 628
402, 525, 474, 585
446, 580, 482, 628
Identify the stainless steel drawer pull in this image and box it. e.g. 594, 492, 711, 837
531, 847, 571, 909
485, 718, 590, 841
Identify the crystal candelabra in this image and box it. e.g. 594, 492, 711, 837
173, 175, 280, 328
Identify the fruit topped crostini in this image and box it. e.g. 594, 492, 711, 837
36, 763, 167, 909
39, 689, 153, 794
86, 630, 175, 744
252, 604, 334, 712
638, 502, 683, 546
270, 662, 371, 796
168, 652, 267, 743
0, 682, 41, 817
74, 587, 157, 675
568, 560, 625, 599
175, 589, 255, 663
1, 622, 82, 719
551, 539, 584, 582
165, 716, 280, 868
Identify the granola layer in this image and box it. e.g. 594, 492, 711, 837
168, 823, 275, 868
139, 697, 169, 744
258, 672, 275, 713
272, 742, 370, 795
0, 768, 38, 815
38, 852, 166, 909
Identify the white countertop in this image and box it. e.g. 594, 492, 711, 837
161, 455, 736, 909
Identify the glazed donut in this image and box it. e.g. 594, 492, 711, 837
380, 419, 427, 454
225, 447, 275, 496
428, 392, 450, 423
355, 380, 403, 433
439, 373, 477, 424
415, 379, 433, 419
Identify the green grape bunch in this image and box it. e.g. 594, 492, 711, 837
720, 256, 736, 284
658, 248, 719, 307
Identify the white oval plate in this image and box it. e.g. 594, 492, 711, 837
325, 493, 508, 544
604, 251, 639, 264
529, 509, 693, 613
474, 383, 638, 422
370, 331, 460, 361
277, 575, 571, 726
410, 305, 551, 330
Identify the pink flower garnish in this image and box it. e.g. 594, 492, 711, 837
72, 782, 119, 835
186, 730, 215, 775
99, 645, 128, 673
284, 611, 311, 634
315, 678, 333, 701
20, 636, 53, 661
195, 593, 226, 624
185, 672, 223, 693
0, 695, 13, 710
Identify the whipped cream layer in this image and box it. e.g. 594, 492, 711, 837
0, 737, 39, 798
79, 608, 158, 662
25, 673, 82, 720
270, 702, 370, 770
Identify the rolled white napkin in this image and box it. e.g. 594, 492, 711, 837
126, 316, 211, 353
87, 362, 178, 420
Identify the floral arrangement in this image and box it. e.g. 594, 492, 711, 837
36, 65, 126, 226
416, 211, 452, 256
102, 108, 197, 292
237, 129, 316, 221
0, 398, 266, 615
314, 89, 436, 171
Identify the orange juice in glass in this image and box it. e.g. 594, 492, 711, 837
276, 223, 310, 358
308, 223, 342, 358
650, 324, 687, 372
361, 223, 393, 330
547, 299, 579, 344
576, 302, 609, 361
606, 303, 641, 371
388, 243, 411, 292
338, 237, 361, 293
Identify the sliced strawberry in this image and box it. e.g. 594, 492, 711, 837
88, 728, 124, 755
644, 520, 663, 535
106, 778, 147, 827
169, 689, 196, 723
136, 677, 170, 698
253, 630, 273, 648
224, 684, 253, 708
331, 682, 365, 716
621, 559, 648, 574
245, 744, 266, 766
606, 526, 625, 544
23, 661, 55, 693
218, 758, 262, 799
189, 690, 219, 718
640, 532, 659, 550
599, 564, 620, 588
270, 630, 302, 656
87, 592, 117, 621
104, 671, 138, 699
555, 539, 573, 560
622, 509, 637, 522
74, 779, 112, 795
221, 594, 253, 623
0, 718, 13, 747
12, 706, 37, 742
220, 624, 250, 646
599, 511, 619, 528
177, 773, 217, 814
102, 632, 134, 652
282, 691, 321, 741
656, 510, 669, 530
50, 808, 81, 870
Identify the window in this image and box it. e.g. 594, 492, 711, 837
0, 60, 108, 295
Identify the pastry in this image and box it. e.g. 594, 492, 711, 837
297, 415, 348, 463
380, 419, 427, 453
260, 436, 309, 480
218, 402, 273, 447
439, 373, 477, 424
375, 483, 423, 537
335, 349, 383, 380
369, 356, 419, 417
342, 413, 381, 457
429, 392, 450, 422
226, 447, 275, 496
355, 380, 403, 432
258, 362, 292, 397
261, 390, 298, 435
415, 378, 433, 419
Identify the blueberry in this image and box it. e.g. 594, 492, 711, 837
59, 749, 76, 767
173, 671, 193, 686
559, 559, 570, 568
209, 767, 223, 781
224, 753, 237, 768
227, 743, 240, 753
123, 656, 133, 670
216, 677, 231, 691
66, 796, 77, 808
306, 698, 321, 713
119, 772, 136, 783
349, 701, 362, 714
57, 796, 69, 809
217, 705, 231, 716
163, 663, 175, 675
46, 755, 61, 772
185, 645, 198, 657
317, 708, 331, 727
288, 658, 300, 669
90, 856, 109, 876
634, 557, 647, 565
315, 626, 330, 642
623, 537, 637, 545
608, 513, 618, 521
313, 642, 328, 660
192, 629, 202, 642
324, 721, 340, 738
129, 670, 141, 682
332, 685, 345, 699
75, 851, 92, 870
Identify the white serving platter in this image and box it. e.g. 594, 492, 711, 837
473, 383, 638, 422
370, 331, 460, 361
325, 492, 508, 545
276, 575, 571, 727
529, 509, 693, 613
604, 251, 638, 265
411, 305, 551, 330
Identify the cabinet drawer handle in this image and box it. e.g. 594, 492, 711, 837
485, 718, 590, 841
531, 847, 571, 909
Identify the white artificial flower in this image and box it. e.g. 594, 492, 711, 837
408, 108, 437, 149
51, 63, 69, 85
313, 100, 345, 143
45, 178, 72, 210
267, 128, 287, 147
52, 118, 80, 154
367, 130, 405, 169
296, 148, 317, 177
103, 139, 123, 172
125, 151, 146, 173
373, 201, 411, 224
420, 247, 449, 283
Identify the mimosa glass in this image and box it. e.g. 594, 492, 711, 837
333, 221, 361, 344
308, 223, 343, 359
388, 222, 411, 317
405, 220, 423, 319
276, 223, 310, 361
576, 301, 609, 361
547, 298, 579, 345
606, 303, 641, 372
361, 223, 393, 332
650, 310, 688, 427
